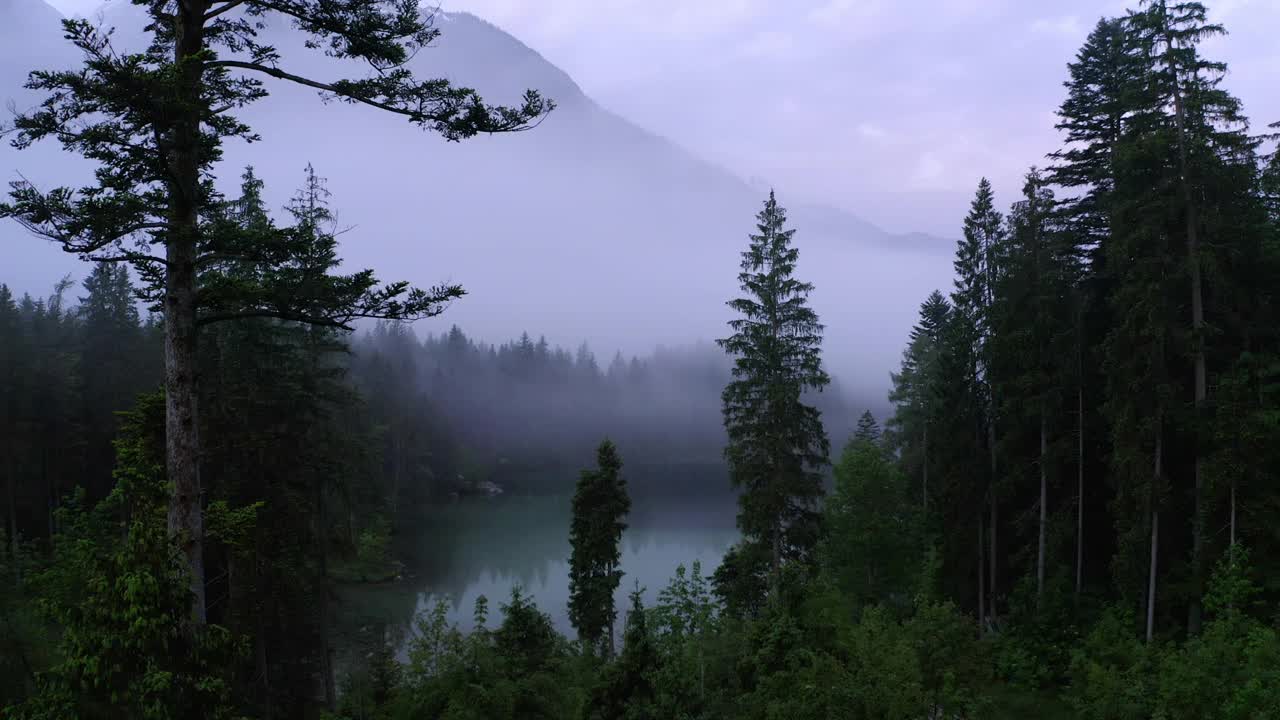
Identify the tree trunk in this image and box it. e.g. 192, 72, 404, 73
977, 513, 985, 634
922, 425, 929, 513
390, 432, 401, 522
989, 483, 998, 627
1037, 410, 1047, 602
770, 524, 782, 597
608, 616, 616, 659
1147, 420, 1163, 644
1229, 478, 1236, 548
1162, 11, 1206, 637
317, 473, 336, 710
5, 451, 17, 563
166, 3, 210, 625
1076, 383, 1084, 599
43, 448, 53, 540
1146, 509, 1159, 643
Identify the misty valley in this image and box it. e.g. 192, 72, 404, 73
3, 1, 1280, 720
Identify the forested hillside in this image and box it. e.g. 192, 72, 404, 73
2, 1, 1280, 719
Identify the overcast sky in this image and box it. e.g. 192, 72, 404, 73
40, 0, 1280, 236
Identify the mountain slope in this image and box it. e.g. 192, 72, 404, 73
0, 3, 955, 398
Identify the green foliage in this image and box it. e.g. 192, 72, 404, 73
568, 440, 631, 655
7, 394, 245, 720
357, 516, 394, 572
905, 600, 992, 718
823, 436, 921, 611
1066, 607, 1157, 720
0, 532, 49, 709
585, 588, 660, 720
993, 575, 1082, 689
648, 562, 732, 717
1151, 547, 1280, 720
380, 589, 579, 720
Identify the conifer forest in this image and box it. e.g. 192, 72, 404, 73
2, 1, 1280, 718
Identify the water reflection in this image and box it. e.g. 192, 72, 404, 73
404, 492, 739, 635
334, 479, 738, 667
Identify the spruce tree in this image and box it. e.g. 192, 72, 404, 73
0, 2, 551, 622
954, 178, 1005, 626
586, 588, 660, 720
888, 290, 950, 514
568, 440, 630, 656
854, 411, 881, 444
716, 190, 830, 605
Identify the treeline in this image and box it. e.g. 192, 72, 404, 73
0, 269, 162, 544
887, 1, 1280, 642
353, 322, 859, 488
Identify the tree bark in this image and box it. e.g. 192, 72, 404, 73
1146, 509, 1159, 643
922, 425, 929, 514
317, 467, 336, 710
1147, 419, 1163, 644
1076, 383, 1084, 599
1037, 410, 1047, 602
1229, 478, 1236, 548
977, 513, 985, 634
166, 2, 211, 624
5, 450, 17, 563
989, 480, 998, 627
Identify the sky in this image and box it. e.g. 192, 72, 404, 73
41, 0, 1280, 236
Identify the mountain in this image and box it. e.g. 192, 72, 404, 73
0, 2, 955, 402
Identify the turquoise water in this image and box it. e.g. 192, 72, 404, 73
334, 481, 738, 667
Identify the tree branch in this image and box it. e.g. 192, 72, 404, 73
197, 309, 352, 330
204, 0, 249, 20
207, 59, 420, 118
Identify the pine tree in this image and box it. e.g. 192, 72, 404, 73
993, 167, 1074, 603
825, 433, 921, 608
716, 191, 830, 606
568, 440, 631, 656
888, 290, 950, 514
1049, 15, 1143, 600
586, 588, 661, 720
0, 2, 551, 623
954, 178, 1005, 627
854, 411, 881, 444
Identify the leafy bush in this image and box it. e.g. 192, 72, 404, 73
1066, 606, 1156, 720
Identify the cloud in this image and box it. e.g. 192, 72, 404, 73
1030, 15, 1083, 37
856, 122, 888, 141
737, 30, 798, 60
806, 0, 897, 29
911, 152, 946, 189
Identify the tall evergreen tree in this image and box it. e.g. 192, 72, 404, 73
0, 1, 551, 622
568, 440, 631, 657
716, 191, 830, 607
954, 178, 1006, 626
888, 290, 950, 514
853, 411, 881, 444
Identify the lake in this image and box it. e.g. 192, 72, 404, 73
334, 472, 739, 669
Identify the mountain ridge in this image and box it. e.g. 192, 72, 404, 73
1, 0, 956, 392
